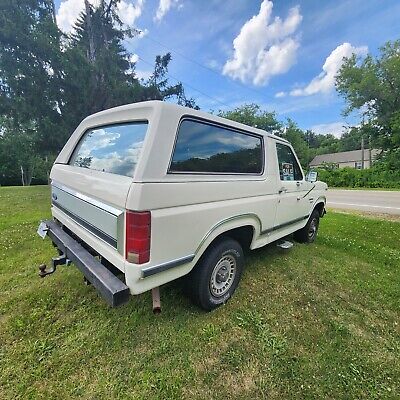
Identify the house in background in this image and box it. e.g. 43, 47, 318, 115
309, 149, 380, 169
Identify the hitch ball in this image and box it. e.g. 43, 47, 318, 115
38, 264, 48, 278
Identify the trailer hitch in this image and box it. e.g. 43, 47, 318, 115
39, 253, 70, 278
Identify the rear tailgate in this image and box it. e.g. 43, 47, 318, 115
49, 118, 150, 272
50, 164, 131, 272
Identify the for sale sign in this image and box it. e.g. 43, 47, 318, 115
281, 162, 294, 181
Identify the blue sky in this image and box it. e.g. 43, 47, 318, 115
54, 0, 400, 137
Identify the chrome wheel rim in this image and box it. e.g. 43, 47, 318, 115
210, 255, 236, 297
308, 218, 318, 239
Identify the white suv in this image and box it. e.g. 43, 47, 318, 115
38, 101, 327, 311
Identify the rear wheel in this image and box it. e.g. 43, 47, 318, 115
294, 209, 320, 243
186, 238, 244, 311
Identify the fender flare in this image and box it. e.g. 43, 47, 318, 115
311, 196, 327, 216
192, 213, 262, 265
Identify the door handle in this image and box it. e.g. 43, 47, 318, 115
278, 187, 288, 194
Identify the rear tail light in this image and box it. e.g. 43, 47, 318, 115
125, 210, 151, 264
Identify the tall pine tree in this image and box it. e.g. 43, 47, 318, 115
0, 0, 197, 185
61, 0, 197, 135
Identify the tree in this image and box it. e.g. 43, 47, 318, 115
0, 0, 63, 184
140, 53, 198, 108
0, 0, 197, 185
219, 104, 281, 133
219, 105, 315, 167
61, 3, 197, 134
336, 40, 400, 168
282, 119, 310, 167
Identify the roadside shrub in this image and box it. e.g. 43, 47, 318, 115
316, 166, 400, 189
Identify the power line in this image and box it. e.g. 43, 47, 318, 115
137, 56, 234, 111
135, 29, 269, 100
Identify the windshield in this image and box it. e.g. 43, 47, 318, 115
69, 121, 148, 178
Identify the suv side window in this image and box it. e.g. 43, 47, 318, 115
276, 143, 303, 181
169, 119, 263, 174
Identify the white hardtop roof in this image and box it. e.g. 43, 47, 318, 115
84, 100, 288, 143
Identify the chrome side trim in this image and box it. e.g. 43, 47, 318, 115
52, 201, 117, 248
117, 213, 125, 255
51, 182, 124, 254
52, 181, 123, 217
141, 254, 195, 278
195, 213, 262, 254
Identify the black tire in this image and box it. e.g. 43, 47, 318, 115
294, 209, 320, 243
186, 238, 244, 311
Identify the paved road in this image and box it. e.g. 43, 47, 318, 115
327, 189, 400, 215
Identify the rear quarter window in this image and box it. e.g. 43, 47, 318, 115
69, 122, 148, 178
276, 142, 303, 181
169, 119, 263, 174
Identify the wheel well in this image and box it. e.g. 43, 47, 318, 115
314, 202, 325, 217
210, 225, 255, 252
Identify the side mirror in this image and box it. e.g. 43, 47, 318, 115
306, 171, 318, 183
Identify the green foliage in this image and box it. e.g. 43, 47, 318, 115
219, 103, 282, 132
219, 106, 356, 168
170, 146, 262, 173
336, 40, 400, 168
316, 166, 400, 189
0, 0, 197, 186
282, 119, 311, 167
0, 0, 63, 185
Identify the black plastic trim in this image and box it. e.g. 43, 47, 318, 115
44, 220, 130, 307
141, 254, 195, 278
261, 215, 309, 235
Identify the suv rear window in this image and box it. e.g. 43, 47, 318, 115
169, 119, 263, 174
69, 122, 148, 177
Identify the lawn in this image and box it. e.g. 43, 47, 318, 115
0, 186, 399, 399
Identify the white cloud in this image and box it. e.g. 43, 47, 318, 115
78, 129, 120, 157
222, 0, 302, 86
117, 0, 145, 26
127, 54, 152, 80
311, 122, 348, 138
56, 0, 96, 32
154, 0, 181, 22
275, 91, 286, 98
290, 42, 368, 96
90, 143, 143, 176
206, 59, 221, 70
129, 53, 139, 64
56, 0, 145, 33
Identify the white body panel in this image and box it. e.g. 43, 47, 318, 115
50, 101, 327, 295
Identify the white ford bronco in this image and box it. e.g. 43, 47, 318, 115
38, 101, 327, 311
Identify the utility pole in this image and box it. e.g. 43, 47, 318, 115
369, 135, 372, 168
361, 136, 365, 169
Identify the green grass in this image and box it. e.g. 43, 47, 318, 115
0, 185, 399, 399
